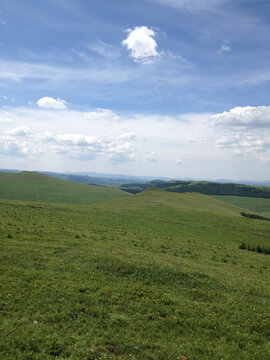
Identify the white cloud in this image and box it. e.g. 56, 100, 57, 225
37, 97, 67, 110
0, 105, 269, 179
211, 106, 270, 128
212, 106, 270, 157
218, 44, 231, 54
216, 135, 269, 153
107, 143, 136, 163
41, 131, 136, 163
6, 126, 32, 136
0, 141, 26, 157
144, 152, 159, 162
83, 108, 119, 122
43, 133, 100, 147
0, 60, 132, 84
119, 133, 135, 140
122, 26, 160, 64
86, 40, 120, 59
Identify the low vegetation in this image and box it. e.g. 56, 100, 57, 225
1, 188, 270, 359
239, 243, 270, 255
0, 171, 129, 204
240, 212, 270, 221
212, 195, 270, 216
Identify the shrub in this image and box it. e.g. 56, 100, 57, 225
239, 243, 270, 255
240, 212, 270, 221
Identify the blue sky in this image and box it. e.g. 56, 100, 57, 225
1, 0, 270, 179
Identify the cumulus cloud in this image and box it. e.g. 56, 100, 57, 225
144, 152, 159, 162
37, 96, 67, 109
107, 143, 136, 163
0, 141, 26, 157
42, 131, 135, 163
211, 106, 270, 129
212, 105, 270, 157
119, 133, 135, 141
83, 108, 119, 122
216, 135, 269, 153
122, 26, 160, 64
43, 132, 100, 147
6, 126, 32, 136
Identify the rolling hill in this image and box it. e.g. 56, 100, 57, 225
118, 179, 270, 198
0, 171, 130, 204
1, 188, 270, 359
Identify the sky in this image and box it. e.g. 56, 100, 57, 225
1, 0, 270, 180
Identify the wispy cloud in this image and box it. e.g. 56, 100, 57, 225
0, 60, 132, 84
151, 0, 231, 10
217, 44, 231, 54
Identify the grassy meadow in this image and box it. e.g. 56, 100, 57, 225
212, 195, 270, 216
0, 172, 129, 205
1, 184, 270, 359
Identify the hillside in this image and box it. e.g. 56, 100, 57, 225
119, 179, 270, 198
1, 189, 270, 359
212, 195, 270, 216
0, 171, 129, 204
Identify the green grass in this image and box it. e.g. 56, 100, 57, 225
212, 195, 270, 216
0, 171, 129, 204
1, 190, 270, 359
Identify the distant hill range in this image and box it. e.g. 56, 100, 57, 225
1, 169, 270, 191
118, 179, 270, 198
0, 169, 169, 186
40, 171, 158, 186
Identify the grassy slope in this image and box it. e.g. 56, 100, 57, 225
1, 190, 270, 359
212, 195, 270, 216
0, 171, 129, 204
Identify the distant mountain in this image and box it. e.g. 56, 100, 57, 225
118, 179, 270, 198
215, 179, 270, 187
0, 169, 20, 173
1, 169, 269, 187
40, 171, 162, 186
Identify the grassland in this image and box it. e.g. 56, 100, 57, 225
0, 172, 129, 204
212, 195, 270, 216
1, 189, 270, 359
